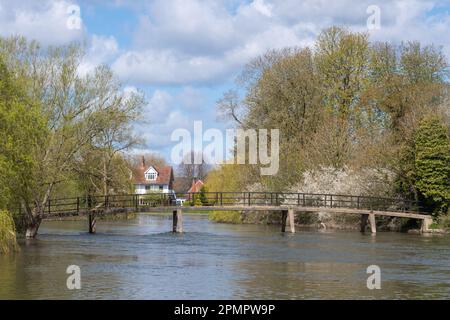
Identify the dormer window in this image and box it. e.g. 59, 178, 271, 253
144, 166, 158, 181
146, 172, 157, 180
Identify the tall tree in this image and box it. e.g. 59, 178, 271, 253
0, 37, 144, 237
414, 116, 450, 214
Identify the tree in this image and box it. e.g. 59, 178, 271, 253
177, 151, 210, 181
214, 26, 450, 209
0, 54, 46, 231
199, 186, 208, 205
0, 37, 144, 237
129, 153, 168, 168
414, 116, 450, 214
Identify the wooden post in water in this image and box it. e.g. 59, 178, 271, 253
172, 210, 178, 233
173, 209, 183, 233
88, 213, 96, 234
369, 212, 376, 234
281, 210, 288, 232
288, 208, 296, 233
360, 214, 369, 233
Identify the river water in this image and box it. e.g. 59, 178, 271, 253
0, 213, 449, 299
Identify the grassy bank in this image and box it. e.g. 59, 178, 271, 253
0, 210, 18, 254
208, 211, 242, 224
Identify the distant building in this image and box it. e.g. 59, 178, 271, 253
172, 178, 205, 206
188, 179, 204, 193
132, 156, 174, 196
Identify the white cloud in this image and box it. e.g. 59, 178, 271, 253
0, 0, 85, 45
251, 0, 273, 17
3, 0, 449, 86
133, 87, 226, 159
78, 34, 119, 75
111, 0, 450, 85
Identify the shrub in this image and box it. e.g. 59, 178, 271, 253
209, 211, 242, 224
414, 116, 450, 215
0, 210, 18, 254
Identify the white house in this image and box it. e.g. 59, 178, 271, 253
132, 157, 175, 195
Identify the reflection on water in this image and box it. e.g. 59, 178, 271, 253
0, 214, 449, 299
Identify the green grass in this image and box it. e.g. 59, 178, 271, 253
139, 211, 209, 216
0, 210, 18, 254
208, 211, 242, 224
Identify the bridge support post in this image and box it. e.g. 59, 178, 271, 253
369, 212, 376, 234
360, 214, 368, 233
173, 209, 183, 233
88, 213, 96, 234
281, 210, 287, 232
421, 217, 433, 233
288, 208, 296, 233
360, 213, 376, 234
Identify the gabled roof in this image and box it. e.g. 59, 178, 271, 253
187, 179, 204, 193
132, 157, 173, 185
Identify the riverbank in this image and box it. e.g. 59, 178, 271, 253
209, 210, 450, 234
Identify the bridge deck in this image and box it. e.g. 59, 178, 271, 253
36, 191, 433, 234
44, 205, 430, 221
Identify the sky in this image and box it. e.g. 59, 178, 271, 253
1, 0, 450, 162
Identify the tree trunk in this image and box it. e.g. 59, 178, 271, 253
25, 216, 42, 238
24, 207, 43, 239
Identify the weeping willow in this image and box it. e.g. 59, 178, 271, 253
0, 210, 18, 254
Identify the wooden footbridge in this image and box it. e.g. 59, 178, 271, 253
41, 192, 433, 234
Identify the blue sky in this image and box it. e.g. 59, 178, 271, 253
1, 0, 450, 162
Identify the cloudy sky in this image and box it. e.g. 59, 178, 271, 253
1, 0, 449, 161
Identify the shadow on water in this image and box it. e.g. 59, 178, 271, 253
0, 213, 449, 299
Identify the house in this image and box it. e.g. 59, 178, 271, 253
132, 157, 174, 195
188, 179, 204, 193
171, 178, 205, 206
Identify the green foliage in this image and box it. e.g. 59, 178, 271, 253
209, 211, 242, 224
0, 36, 144, 237
0, 210, 18, 254
436, 213, 450, 231
194, 198, 203, 206
414, 116, 450, 214
199, 186, 209, 205
0, 54, 46, 212
214, 26, 449, 217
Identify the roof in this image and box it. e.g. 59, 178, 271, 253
132, 157, 173, 185
187, 179, 204, 193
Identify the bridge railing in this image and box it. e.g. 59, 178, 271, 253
180, 192, 421, 212
23, 191, 424, 217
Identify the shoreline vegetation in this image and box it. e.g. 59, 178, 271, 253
0, 27, 449, 245
205, 27, 449, 232
0, 210, 18, 254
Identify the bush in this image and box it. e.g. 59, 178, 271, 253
437, 213, 450, 231
0, 210, 18, 254
209, 211, 242, 224
414, 116, 450, 215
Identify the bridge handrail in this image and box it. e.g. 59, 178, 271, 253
11, 191, 427, 217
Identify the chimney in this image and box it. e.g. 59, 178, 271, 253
141, 156, 146, 168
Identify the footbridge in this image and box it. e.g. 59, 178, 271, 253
39, 192, 433, 234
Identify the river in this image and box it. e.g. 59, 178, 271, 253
0, 213, 449, 299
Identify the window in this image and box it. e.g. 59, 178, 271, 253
145, 172, 157, 180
